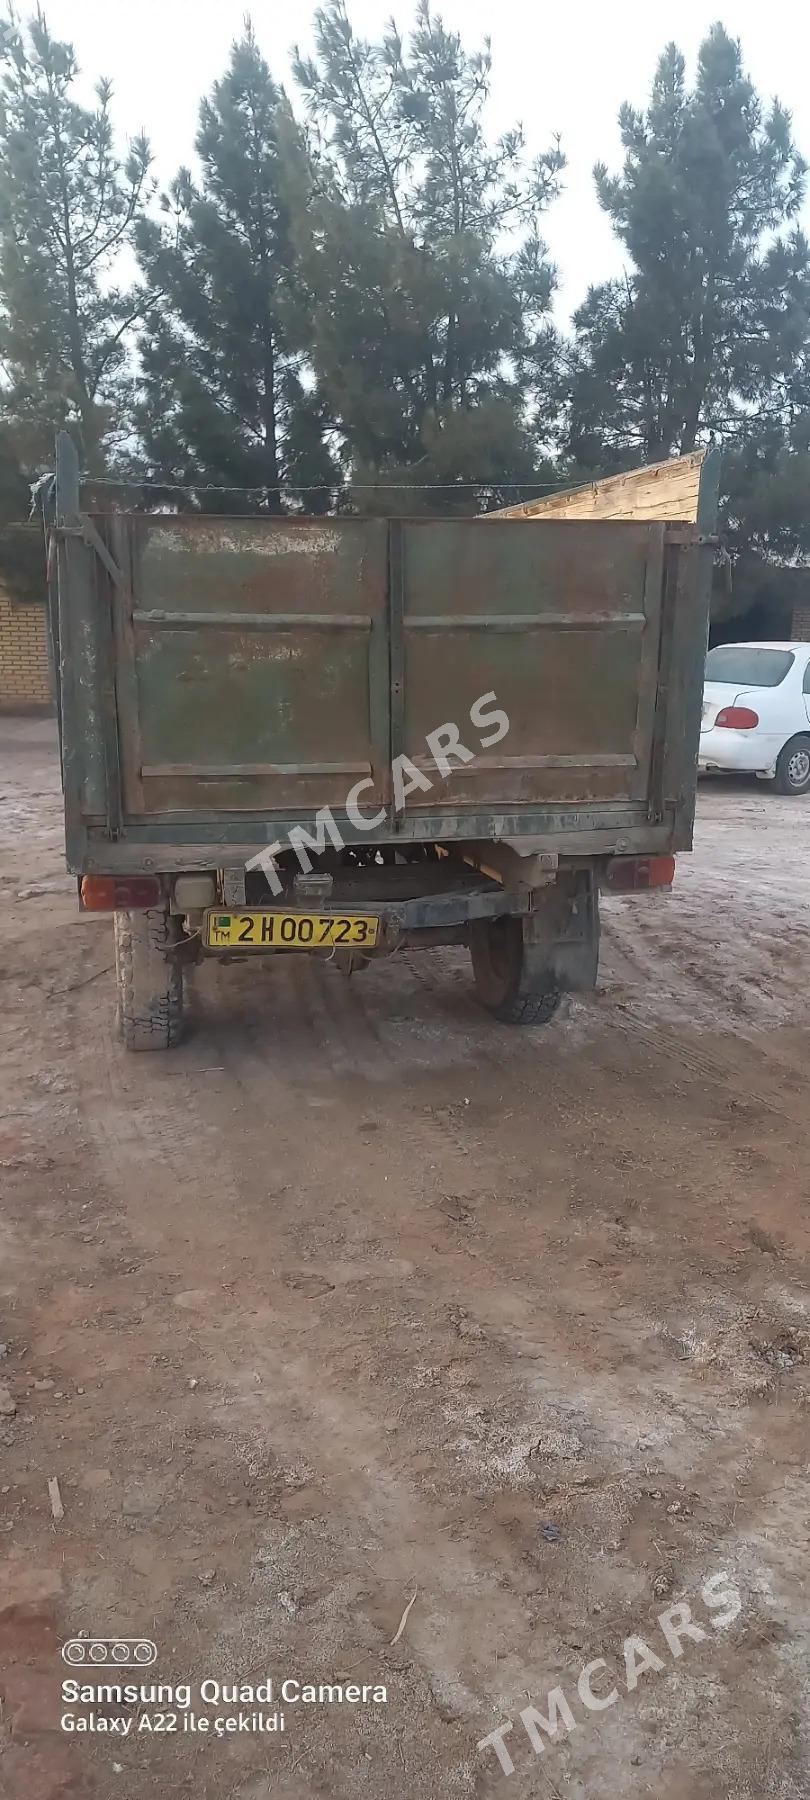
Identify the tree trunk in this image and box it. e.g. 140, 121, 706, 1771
63, 243, 101, 475
44, 70, 103, 474
246, 95, 283, 515
443, 313, 456, 405
680, 377, 706, 454
680, 412, 699, 454
261, 328, 282, 516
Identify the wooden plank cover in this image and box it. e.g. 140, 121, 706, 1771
490, 450, 706, 524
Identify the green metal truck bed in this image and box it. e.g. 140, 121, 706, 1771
51, 438, 716, 875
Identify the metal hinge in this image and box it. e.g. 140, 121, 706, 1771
663, 528, 719, 547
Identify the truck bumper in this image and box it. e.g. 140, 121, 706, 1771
200, 887, 532, 953
371, 887, 530, 932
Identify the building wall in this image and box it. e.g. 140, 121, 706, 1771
791, 603, 810, 643
0, 589, 52, 707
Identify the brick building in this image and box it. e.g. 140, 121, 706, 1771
792, 601, 810, 642
0, 587, 52, 708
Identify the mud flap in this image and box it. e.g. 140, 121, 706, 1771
525, 872, 600, 992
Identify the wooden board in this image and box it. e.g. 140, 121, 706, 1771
490, 450, 707, 524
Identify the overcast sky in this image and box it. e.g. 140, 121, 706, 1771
38, 0, 810, 323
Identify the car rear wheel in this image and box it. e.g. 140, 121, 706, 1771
775, 736, 810, 796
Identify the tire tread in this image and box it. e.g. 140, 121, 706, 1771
114, 908, 184, 1051
491, 987, 561, 1026
470, 917, 561, 1027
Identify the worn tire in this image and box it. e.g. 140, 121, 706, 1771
114, 907, 184, 1051
470, 916, 561, 1025
774, 735, 810, 795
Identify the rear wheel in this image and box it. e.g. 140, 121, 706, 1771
470, 916, 560, 1025
775, 736, 810, 795
114, 907, 185, 1051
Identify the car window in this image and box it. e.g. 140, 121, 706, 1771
705, 647, 795, 687
804, 660, 810, 696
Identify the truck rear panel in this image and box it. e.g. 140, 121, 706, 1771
51, 439, 716, 874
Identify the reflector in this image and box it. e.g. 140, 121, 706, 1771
604, 855, 676, 892
80, 875, 162, 911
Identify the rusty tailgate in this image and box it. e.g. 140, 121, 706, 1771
107, 514, 390, 818
395, 518, 665, 811
52, 423, 715, 874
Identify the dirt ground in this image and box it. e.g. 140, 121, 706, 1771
1, 715, 810, 1800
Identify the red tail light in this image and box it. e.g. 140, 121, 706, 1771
604, 855, 676, 892
80, 875, 162, 911
715, 706, 759, 729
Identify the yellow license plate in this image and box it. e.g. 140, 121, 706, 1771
205, 910, 379, 950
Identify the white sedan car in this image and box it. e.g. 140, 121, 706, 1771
699, 641, 810, 795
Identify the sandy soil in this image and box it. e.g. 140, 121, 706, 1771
1, 716, 809, 1800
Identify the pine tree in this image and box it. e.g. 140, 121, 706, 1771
0, 6, 151, 472
290, 0, 564, 507
567, 26, 810, 470
0, 423, 44, 602
136, 25, 337, 513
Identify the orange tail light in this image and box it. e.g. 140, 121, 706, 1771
80, 875, 162, 911
604, 855, 676, 892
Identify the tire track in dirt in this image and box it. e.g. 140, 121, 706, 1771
598, 912, 809, 1134
39, 1018, 810, 1799
64, 954, 810, 1800
299, 954, 399, 1083
67, 956, 806, 1721
68, 942, 810, 1511
387, 918, 803, 1164
13, 727, 810, 1800
65, 980, 578, 1749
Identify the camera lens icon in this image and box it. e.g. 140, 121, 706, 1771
62, 1637, 157, 1668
